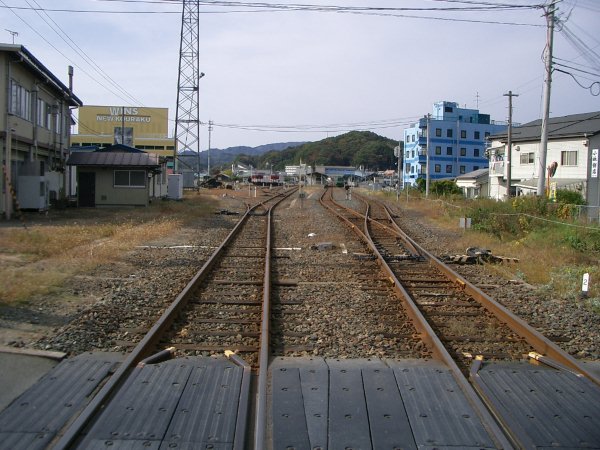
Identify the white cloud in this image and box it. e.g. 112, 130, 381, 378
2, 0, 598, 149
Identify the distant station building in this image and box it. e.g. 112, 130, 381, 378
312, 165, 362, 185
402, 101, 507, 188
0, 44, 82, 218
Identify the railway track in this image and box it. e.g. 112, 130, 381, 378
51, 186, 295, 449
321, 187, 598, 383
2, 185, 598, 450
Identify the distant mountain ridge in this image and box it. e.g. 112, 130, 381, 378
179, 141, 306, 169
178, 131, 399, 173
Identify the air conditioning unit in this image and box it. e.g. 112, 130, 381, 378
17, 176, 49, 210
167, 174, 183, 200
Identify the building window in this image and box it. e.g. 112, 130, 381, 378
460, 147, 466, 156
9, 80, 31, 121
474, 131, 480, 140
435, 128, 442, 137
484, 132, 490, 138
446, 165, 452, 173
474, 166, 479, 170
434, 164, 441, 173
114, 170, 146, 188
561, 150, 577, 166
460, 130, 467, 139
445, 106, 453, 113
460, 165, 466, 174
36, 98, 51, 129
435, 146, 441, 155
447, 129, 453, 138
520, 152, 535, 164
446, 147, 453, 155
474, 148, 480, 157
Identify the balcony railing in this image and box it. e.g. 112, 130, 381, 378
490, 161, 505, 176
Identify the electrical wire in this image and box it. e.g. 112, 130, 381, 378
23, 0, 144, 106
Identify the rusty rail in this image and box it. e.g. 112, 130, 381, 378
53, 188, 296, 450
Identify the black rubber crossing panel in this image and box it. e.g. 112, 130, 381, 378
327, 359, 375, 450
473, 362, 600, 449
362, 364, 416, 450
0, 353, 118, 450
270, 357, 329, 450
270, 358, 418, 450
271, 364, 311, 450
161, 359, 244, 449
388, 359, 496, 449
80, 357, 245, 450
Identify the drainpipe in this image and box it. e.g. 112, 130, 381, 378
32, 84, 38, 161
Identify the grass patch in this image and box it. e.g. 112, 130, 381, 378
0, 194, 218, 304
377, 190, 600, 313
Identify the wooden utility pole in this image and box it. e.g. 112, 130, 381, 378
504, 91, 518, 198
537, 0, 557, 196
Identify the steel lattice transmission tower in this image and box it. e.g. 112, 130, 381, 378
174, 0, 203, 173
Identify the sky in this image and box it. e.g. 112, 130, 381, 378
1, 0, 599, 150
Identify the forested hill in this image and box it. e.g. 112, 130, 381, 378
235, 131, 400, 171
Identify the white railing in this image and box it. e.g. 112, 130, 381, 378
490, 161, 505, 176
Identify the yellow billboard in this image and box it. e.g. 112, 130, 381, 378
77, 105, 169, 137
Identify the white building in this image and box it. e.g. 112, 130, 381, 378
488, 111, 600, 218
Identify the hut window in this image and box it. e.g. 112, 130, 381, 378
114, 170, 146, 187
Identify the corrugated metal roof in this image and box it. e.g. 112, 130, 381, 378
491, 111, 600, 143
67, 152, 160, 167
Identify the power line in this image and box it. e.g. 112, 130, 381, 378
23, 0, 143, 106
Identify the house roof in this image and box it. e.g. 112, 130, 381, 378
489, 111, 600, 143
67, 151, 160, 168
96, 144, 145, 153
456, 168, 489, 180
1, 44, 83, 107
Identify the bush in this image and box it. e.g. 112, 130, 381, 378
556, 189, 585, 205
431, 180, 463, 196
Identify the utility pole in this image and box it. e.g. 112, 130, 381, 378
207, 120, 213, 176
395, 142, 402, 201
425, 114, 431, 198
504, 91, 518, 198
537, 0, 557, 196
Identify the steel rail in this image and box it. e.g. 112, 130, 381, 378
253, 198, 274, 450
372, 195, 599, 386
320, 188, 515, 449
52, 188, 296, 450
252, 186, 303, 450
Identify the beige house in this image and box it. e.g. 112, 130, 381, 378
1, 44, 82, 217
67, 148, 161, 207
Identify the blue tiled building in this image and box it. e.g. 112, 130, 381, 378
402, 101, 507, 187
